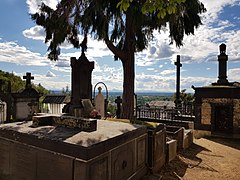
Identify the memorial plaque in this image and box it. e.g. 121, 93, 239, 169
111, 141, 135, 180
11, 143, 37, 180
153, 129, 166, 172
36, 149, 74, 180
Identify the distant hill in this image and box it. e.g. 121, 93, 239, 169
0, 70, 49, 95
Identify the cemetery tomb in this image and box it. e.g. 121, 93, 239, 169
12, 72, 40, 121
193, 44, 240, 135
0, 119, 148, 180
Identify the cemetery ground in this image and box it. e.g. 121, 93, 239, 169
158, 136, 240, 180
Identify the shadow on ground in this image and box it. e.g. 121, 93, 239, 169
158, 143, 215, 180
205, 136, 240, 150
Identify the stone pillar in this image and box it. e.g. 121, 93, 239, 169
174, 55, 182, 108
217, 43, 229, 84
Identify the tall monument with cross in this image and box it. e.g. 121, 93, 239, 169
65, 36, 95, 116
174, 55, 182, 108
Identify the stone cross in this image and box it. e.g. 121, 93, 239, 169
174, 55, 182, 108
23, 72, 34, 89
115, 96, 122, 119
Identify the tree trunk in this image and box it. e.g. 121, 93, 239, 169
121, 52, 135, 120
104, 7, 136, 120
120, 7, 136, 121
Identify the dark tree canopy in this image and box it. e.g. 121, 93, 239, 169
32, 0, 206, 119
32, 0, 205, 60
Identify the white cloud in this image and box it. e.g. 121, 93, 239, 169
228, 68, 240, 81
33, 73, 70, 90
160, 69, 175, 76
0, 40, 49, 66
23, 26, 45, 41
26, 0, 58, 14
20, 0, 240, 92
46, 70, 56, 77
135, 0, 240, 66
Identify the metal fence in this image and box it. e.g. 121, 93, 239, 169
136, 103, 194, 121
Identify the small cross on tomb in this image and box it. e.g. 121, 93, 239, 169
23, 72, 34, 89
115, 96, 122, 119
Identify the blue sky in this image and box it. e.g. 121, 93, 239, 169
0, 0, 240, 93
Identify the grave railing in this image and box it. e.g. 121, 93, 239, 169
136, 103, 194, 121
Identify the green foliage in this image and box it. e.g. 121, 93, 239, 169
34, 83, 50, 95
107, 103, 117, 116
0, 70, 49, 95
173, 89, 194, 103
137, 95, 172, 106
61, 85, 71, 95
0, 70, 25, 92
117, 0, 186, 19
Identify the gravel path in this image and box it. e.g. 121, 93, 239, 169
158, 137, 240, 180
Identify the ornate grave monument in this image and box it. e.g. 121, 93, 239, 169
12, 72, 40, 120
66, 42, 94, 116
193, 44, 240, 135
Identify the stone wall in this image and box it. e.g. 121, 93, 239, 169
233, 99, 240, 130
201, 102, 211, 125
201, 98, 240, 130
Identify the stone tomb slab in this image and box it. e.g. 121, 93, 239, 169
11, 142, 37, 180
36, 149, 74, 180
0, 138, 12, 179
0, 120, 147, 179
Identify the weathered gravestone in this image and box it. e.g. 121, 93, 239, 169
95, 87, 105, 117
